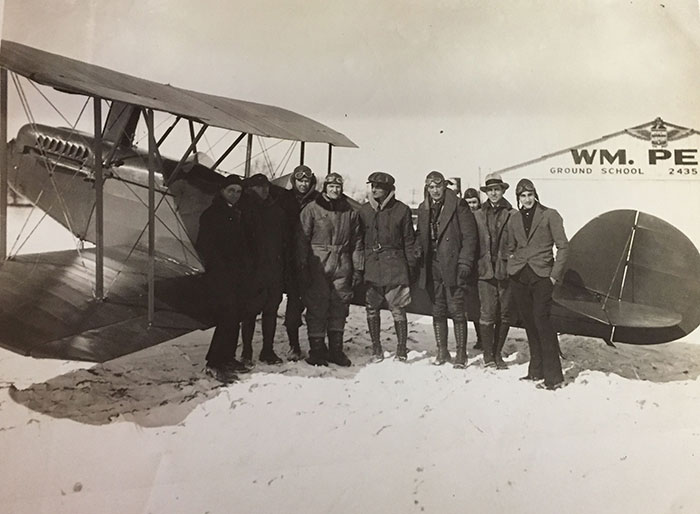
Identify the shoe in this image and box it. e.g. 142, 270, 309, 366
259, 348, 283, 365
223, 359, 252, 374
286, 346, 304, 361
205, 365, 238, 384
286, 328, 303, 361
306, 337, 329, 367
537, 381, 564, 391
328, 332, 352, 367
519, 374, 544, 381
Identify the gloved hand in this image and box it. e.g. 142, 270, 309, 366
352, 269, 364, 288
457, 264, 470, 286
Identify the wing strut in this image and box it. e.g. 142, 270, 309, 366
327, 143, 333, 174
211, 132, 246, 171
93, 97, 104, 299
300, 141, 305, 164
145, 108, 157, 323
245, 134, 253, 178
0, 67, 7, 260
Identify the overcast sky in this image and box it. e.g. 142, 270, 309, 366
2, 0, 700, 201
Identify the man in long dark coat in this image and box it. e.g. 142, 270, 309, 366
415, 171, 478, 368
506, 178, 569, 390
358, 171, 417, 362
196, 175, 257, 383
241, 173, 291, 365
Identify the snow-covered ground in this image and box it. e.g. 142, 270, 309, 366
2, 206, 700, 513
1, 307, 700, 514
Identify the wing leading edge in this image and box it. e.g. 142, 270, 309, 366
0, 40, 357, 148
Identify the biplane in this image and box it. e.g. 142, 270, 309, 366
0, 40, 356, 361
0, 41, 698, 364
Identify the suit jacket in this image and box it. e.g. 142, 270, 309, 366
416, 188, 477, 288
506, 203, 569, 282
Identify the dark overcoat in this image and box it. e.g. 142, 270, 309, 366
358, 193, 417, 287
246, 190, 291, 289
196, 194, 259, 313
415, 188, 478, 289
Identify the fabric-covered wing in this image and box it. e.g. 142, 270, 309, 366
0, 40, 356, 148
0, 247, 213, 362
554, 210, 700, 344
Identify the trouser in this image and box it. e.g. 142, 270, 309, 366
284, 293, 305, 330
242, 285, 283, 348
304, 277, 350, 338
429, 259, 465, 321
206, 300, 241, 367
365, 283, 412, 322
478, 277, 513, 325
511, 265, 563, 386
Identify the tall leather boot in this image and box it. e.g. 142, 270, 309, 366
453, 320, 468, 369
473, 321, 483, 350
241, 317, 255, 366
367, 314, 383, 362
286, 327, 303, 361
305, 337, 329, 367
394, 318, 408, 362
259, 313, 282, 364
480, 323, 496, 368
432, 318, 451, 365
495, 322, 510, 370
328, 331, 352, 367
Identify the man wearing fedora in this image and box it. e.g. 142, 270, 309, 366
474, 173, 517, 369
506, 178, 569, 390
415, 171, 477, 367
358, 171, 417, 362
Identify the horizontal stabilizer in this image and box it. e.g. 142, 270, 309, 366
554, 297, 682, 328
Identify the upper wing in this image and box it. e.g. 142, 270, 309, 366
553, 210, 700, 344
0, 40, 357, 148
0, 246, 212, 362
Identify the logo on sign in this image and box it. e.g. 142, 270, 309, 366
650, 117, 668, 148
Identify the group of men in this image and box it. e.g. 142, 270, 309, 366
197, 164, 569, 391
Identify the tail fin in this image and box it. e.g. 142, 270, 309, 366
103, 101, 141, 148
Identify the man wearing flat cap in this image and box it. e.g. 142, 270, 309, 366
415, 170, 478, 367
506, 178, 569, 390
358, 171, 417, 362
474, 173, 517, 369
240, 173, 292, 365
